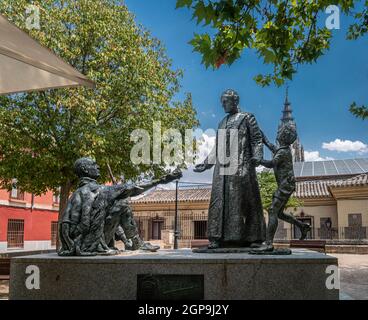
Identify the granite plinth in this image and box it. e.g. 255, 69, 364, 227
10, 249, 339, 300
193, 247, 292, 255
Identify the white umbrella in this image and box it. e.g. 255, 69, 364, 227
0, 14, 94, 95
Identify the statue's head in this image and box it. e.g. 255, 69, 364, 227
74, 157, 100, 180
277, 122, 297, 146
221, 89, 240, 114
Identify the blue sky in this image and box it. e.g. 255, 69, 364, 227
124, 0, 367, 163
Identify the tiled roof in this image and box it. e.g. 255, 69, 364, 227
131, 187, 212, 204
295, 180, 335, 199
329, 173, 368, 188
132, 182, 333, 203
131, 174, 368, 204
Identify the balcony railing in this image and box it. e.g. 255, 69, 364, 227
274, 226, 368, 241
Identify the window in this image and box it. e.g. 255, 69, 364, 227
345, 214, 366, 240
194, 221, 207, 240
53, 192, 60, 205
7, 219, 25, 249
348, 214, 362, 227
51, 222, 58, 247
10, 185, 25, 201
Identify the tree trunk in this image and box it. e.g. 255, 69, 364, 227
56, 180, 72, 250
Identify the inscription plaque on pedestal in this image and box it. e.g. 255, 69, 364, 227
137, 275, 204, 300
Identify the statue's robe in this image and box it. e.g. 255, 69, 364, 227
208, 112, 266, 246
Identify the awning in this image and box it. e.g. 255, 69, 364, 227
0, 14, 95, 95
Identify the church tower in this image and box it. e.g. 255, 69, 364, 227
279, 88, 305, 163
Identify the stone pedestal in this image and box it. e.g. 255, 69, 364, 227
10, 249, 339, 300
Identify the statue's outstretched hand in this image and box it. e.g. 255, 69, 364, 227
161, 168, 183, 184
194, 163, 207, 173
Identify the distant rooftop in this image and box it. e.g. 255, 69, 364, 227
330, 173, 368, 188
131, 173, 368, 204
131, 187, 212, 204
294, 158, 368, 179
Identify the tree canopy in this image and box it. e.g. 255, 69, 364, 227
0, 0, 199, 213
176, 0, 367, 87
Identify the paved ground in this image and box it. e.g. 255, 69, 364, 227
332, 254, 368, 300
0, 280, 9, 300
1, 254, 367, 300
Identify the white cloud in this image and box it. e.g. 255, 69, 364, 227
304, 151, 335, 162
322, 139, 368, 154
195, 133, 216, 164
181, 133, 216, 185
160, 133, 216, 189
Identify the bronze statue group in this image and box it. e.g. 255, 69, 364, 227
58, 89, 311, 257
59, 159, 182, 256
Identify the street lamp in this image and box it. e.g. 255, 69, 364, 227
174, 180, 180, 250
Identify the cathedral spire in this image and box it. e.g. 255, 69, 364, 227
279, 87, 305, 163
281, 86, 294, 124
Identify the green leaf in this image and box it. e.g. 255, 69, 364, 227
350, 102, 368, 120
176, 0, 193, 9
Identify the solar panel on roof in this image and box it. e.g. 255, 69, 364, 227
294, 158, 368, 177
314, 161, 325, 176
335, 160, 351, 175
346, 159, 364, 173
323, 161, 338, 175
356, 158, 368, 172
293, 162, 303, 177
301, 162, 313, 176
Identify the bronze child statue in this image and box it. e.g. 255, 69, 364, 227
255, 123, 311, 253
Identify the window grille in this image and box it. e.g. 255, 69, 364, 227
7, 219, 25, 249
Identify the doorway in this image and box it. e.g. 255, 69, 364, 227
151, 219, 164, 240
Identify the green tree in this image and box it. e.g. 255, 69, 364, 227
176, 0, 367, 87
257, 171, 301, 211
0, 0, 199, 218
350, 102, 368, 120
